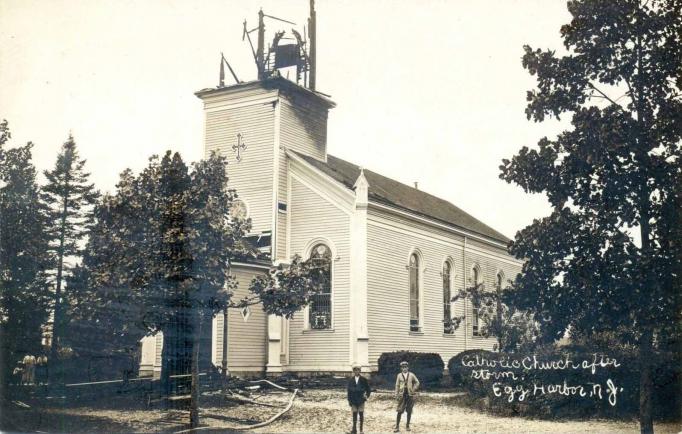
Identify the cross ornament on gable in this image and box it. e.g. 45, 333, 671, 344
232, 133, 247, 162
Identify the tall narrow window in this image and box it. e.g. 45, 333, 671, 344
309, 243, 332, 329
494, 271, 505, 338
472, 266, 481, 336
443, 261, 453, 334
409, 253, 420, 332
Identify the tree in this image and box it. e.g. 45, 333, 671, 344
500, 1, 681, 432
67, 152, 234, 425
42, 135, 99, 363
249, 253, 331, 318
72, 151, 318, 428
62, 168, 151, 372
0, 120, 52, 391
450, 280, 539, 353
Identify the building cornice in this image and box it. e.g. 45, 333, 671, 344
368, 201, 514, 253
195, 77, 336, 108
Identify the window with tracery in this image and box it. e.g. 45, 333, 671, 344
472, 265, 482, 336
443, 261, 453, 334
409, 253, 421, 332
308, 243, 332, 329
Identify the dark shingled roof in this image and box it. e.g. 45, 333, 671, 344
292, 152, 511, 244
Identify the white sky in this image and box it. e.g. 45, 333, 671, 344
0, 0, 572, 239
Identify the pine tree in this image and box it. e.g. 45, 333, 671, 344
42, 135, 99, 362
0, 120, 52, 391
500, 1, 681, 432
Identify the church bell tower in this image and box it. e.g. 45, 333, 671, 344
196, 81, 334, 262
196, 1, 334, 261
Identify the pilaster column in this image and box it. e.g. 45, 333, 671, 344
266, 314, 283, 372
350, 169, 370, 370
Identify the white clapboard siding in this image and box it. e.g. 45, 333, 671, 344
154, 332, 163, 370
201, 86, 278, 108
464, 248, 522, 350
276, 154, 289, 260
366, 207, 522, 367
280, 99, 327, 162
287, 177, 351, 367
276, 212, 287, 260
213, 266, 268, 371
205, 102, 275, 234
138, 335, 156, 375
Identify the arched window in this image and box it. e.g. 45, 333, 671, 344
443, 261, 453, 334
472, 265, 480, 287
472, 265, 482, 337
309, 243, 332, 329
496, 272, 504, 290
409, 253, 421, 332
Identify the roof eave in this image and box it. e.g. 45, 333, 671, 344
195, 77, 336, 108
367, 198, 511, 248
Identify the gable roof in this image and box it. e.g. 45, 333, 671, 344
292, 152, 511, 244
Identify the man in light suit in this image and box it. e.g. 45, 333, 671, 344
394, 361, 420, 432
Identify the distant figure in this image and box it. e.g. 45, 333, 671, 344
36, 355, 48, 385
346, 363, 371, 434
22, 355, 36, 385
13, 362, 24, 385
394, 361, 420, 432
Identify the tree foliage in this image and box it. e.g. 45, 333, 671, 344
66, 149, 315, 355
500, 1, 681, 431
450, 281, 540, 353
67, 150, 319, 426
249, 254, 329, 318
0, 120, 52, 389
64, 153, 242, 367
42, 135, 99, 354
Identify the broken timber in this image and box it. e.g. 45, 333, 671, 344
174, 387, 300, 433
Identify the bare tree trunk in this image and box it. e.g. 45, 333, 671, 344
49, 189, 69, 380
638, 196, 654, 434
160, 326, 172, 402
639, 329, 654, 434
634, 34, 655, 434
189, 313, 202, 428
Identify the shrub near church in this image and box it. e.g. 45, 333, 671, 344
378, 351, 444, 386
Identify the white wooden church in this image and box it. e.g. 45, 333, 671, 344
140, 6, 522, 377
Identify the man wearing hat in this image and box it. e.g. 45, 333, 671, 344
394, 361, 420, 432
347, 363, 371, 434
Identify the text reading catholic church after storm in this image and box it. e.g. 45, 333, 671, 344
139, 3, 522, 377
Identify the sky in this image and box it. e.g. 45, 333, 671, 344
0, 0, 573, 239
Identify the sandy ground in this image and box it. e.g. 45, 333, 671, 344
2, 389, 680, 433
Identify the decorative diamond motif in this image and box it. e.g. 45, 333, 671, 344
240, 306, 251, 322
230, 199, 247, 220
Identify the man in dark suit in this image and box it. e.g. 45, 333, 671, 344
347, 363, 371, 434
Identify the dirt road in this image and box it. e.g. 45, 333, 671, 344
2, 389, 680, 433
